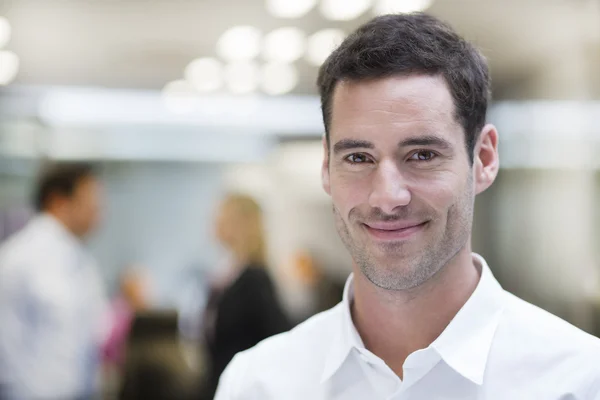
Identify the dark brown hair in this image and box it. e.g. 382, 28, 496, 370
317, 13, 490, 163
34, 162, 96, 211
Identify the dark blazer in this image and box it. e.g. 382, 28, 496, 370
201, 265, 291, 399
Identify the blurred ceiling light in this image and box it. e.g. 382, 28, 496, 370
0, 50, 19, 85
263, 27, 306, 63
184, 57, 223, 92
373, 0, 433, 14
217, 26, 262, 62
260, 62, 298, 95
0, 16, 11, 49
162, 80, 197, 114
306, 29, 345, 66
266, 0, 317, 18
320, 0, 372, 21
225, 61, 259, 94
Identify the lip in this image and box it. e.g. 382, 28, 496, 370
363, 220, 428, 241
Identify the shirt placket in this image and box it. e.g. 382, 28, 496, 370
353, 347, 401, 399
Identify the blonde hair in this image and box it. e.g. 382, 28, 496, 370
222, 193, 267, 267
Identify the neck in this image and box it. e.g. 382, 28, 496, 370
351, 246, 480, 378
231, 247, 263, 268
45, 209, 85, 240
45, 209, 72, 234
230, 251, 249, 268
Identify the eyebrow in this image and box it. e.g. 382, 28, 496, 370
332, 135, 453, 155
399, 135, 453, 150
332, 139, 374, 154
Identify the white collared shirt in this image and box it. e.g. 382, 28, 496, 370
0, 214, 108, 400
215, 254, 600, 400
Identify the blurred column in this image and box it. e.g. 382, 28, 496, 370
491, 42, 599, 332
493, 170, 597, 330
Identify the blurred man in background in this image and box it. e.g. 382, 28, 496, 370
215, 13, 600, 399
0, 163, 109, 400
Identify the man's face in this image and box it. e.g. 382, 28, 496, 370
67, 176, 103, 238
322, 74, 479, 291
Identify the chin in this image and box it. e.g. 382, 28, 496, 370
370, 242, 418, 261
361, 261, 435, 291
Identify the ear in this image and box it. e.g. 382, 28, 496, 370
474, 124, 499, 195
321, 135, 331, 196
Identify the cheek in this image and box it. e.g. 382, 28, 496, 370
88, 198, 101, 218
74, 191, 97, 214
70, 199, 86, 220
411, 172, 465, 212
330, 173, 370, 214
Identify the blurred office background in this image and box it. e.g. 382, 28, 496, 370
0, 0, 600, 396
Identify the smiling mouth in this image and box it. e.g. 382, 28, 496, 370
363, 221, 429, 241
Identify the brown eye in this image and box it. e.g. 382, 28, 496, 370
346, 154, 370, 164
410, 151, 435, 161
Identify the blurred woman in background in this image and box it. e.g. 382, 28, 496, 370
200, 193, 290, 399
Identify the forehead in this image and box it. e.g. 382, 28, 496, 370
329, 74, 461, 144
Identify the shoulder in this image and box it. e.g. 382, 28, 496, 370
239, 266, 272, 283
501, 292, 600, 349
0, 230, 47, 300
241, 265, 268, 276
242, 303, 341, 361
0, 218, 68, 264
215, 304, 343, 397
0, 225, 37, 275
495, 292, 600, 391
234, 267, 276, 294
0, 220, 86, 289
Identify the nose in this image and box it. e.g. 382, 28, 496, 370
368, 159, 411, 214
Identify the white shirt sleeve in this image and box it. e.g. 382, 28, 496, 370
0, 249, 109, 399
583, 372, 600, 399
85, 259, 111, 346
214, 352, 254, 400
214, 357, 236, 400
0, 259, 77, 399
0, 264, 29, 392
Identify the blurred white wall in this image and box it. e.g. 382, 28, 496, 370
89, 162, 227, 305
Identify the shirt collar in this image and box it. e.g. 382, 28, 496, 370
320, 272, 364, 383
321, 253, 506, 385
430, 253, 505, 384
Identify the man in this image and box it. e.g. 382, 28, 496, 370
0, 163, 109, 400
214, 13, 600, 400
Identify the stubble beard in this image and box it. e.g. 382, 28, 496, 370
333, 181, 474, 291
